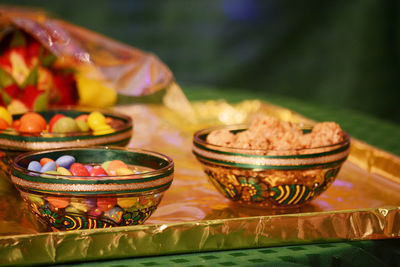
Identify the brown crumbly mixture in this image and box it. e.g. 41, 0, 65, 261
206, 116, 346, 151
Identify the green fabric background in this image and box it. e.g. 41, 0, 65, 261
2, 0, 399, 125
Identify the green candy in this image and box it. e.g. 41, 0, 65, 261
76, 120, 89, 132
101, 161, 111, 174
52, 117, 79, 133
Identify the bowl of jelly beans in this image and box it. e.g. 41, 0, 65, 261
10, 147, 174, 231
0, 108, 133, 173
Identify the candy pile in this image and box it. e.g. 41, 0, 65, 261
0, 108, 117, 135
28, 155, 138, 177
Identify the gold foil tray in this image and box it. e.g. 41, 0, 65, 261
1, 100, 400, 265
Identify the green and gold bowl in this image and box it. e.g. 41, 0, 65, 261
0, 107, 133, 173
193, 125, 350, 208
10, 147, 174, 231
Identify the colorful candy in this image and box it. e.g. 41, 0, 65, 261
6, 111, 118, 135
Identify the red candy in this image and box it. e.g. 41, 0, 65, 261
107, 160, 128, 176
69, 163, 90, 176
40, 157, 54, 166
90, 166, 107, 177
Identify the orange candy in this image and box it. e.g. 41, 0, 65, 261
19, 112, 47, 133
0, 118, 8, 130
47, 196, 70, 209
40, 157, 55, 167
107, 160, 128, 176
12, 120, 21, 131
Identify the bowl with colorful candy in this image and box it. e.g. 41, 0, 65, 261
0, 107, 133, 173
10, 147, 174, 231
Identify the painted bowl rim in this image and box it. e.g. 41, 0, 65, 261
193, 124, 351, 157
11, 146, 174, 195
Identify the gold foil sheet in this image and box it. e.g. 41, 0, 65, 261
1, 100, 400, 265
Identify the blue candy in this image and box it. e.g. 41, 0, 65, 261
84, 164, 93, 173
41, 161, 57, 173
103, 206, 124, 223
55, 155, 76, 169
27, 161, 41, 172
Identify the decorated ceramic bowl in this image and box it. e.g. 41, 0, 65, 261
10, 147, 174, 231
0, 108, 133, 173
193, 125, 350, 208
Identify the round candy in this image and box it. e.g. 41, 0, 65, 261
47, 196, 70, 209
0, 118, 9, 130
93, 124, 114, 135
90, 166, 107, 177
12, 120, 21, 131
0, 106, 12, 126
88, 207, 103, 217
76, 120, 89, 132
107, 160, 128, 176
19, 112, 47, 133
55, 155, 76, 169
57, 167, 72, 176
70, 198, 90, 212
52, 117, 79, 133
49, 114, 65, 132
97, 198, 117, 212
40, 161, 57, 173
75, 114, 88, 122
88, 111, 106, 130
69, 163, 90, 176
27, 161, 41, 172
40, 157, 54, 167
84, 164, 93, 174
116, 168, 135, 176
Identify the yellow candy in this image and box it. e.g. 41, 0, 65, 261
57, 167, 72, 176
88, 111, 106, 130
93, 124, 115, 135
0, 106, 12, 126
116, 168, 135, 176
117, 197, 139, 209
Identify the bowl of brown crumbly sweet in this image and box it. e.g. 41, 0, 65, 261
192, 115, 350, 208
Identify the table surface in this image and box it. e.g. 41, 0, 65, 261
56, 86, 400, 266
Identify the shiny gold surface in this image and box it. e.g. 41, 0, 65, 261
0, 100, 399, 265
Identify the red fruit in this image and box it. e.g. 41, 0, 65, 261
20, 85, 45, 110
90, 166, 107, 177
49, 114, 65, 132
69, 163, 90, 176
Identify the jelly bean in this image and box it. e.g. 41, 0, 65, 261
107, 160, 128, 176
19, 112, 46, 133
41, 161, 57, 173
0, 118, 8, 130
117, 197, 139, 209
49, 114, 65, 132
27, 161, 42, 172
65, 206, 80, 214
88, 111, 106, 130
116, 168, 135, 176
84, 164, 93, 173
40, 157, 54, 166
57, 167, 72, 176
0, 106, 12, 126
55, 155, 76, 169
76, 120, 89, 132
52, 117, 79, 133
41, 170, 61, 178
47, 196, 70, 209
103, 206, 124, 223
97, 198, 117, 212
88, 207, 103, 217
90, 166, 107, 177
69, 163, 90, 176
